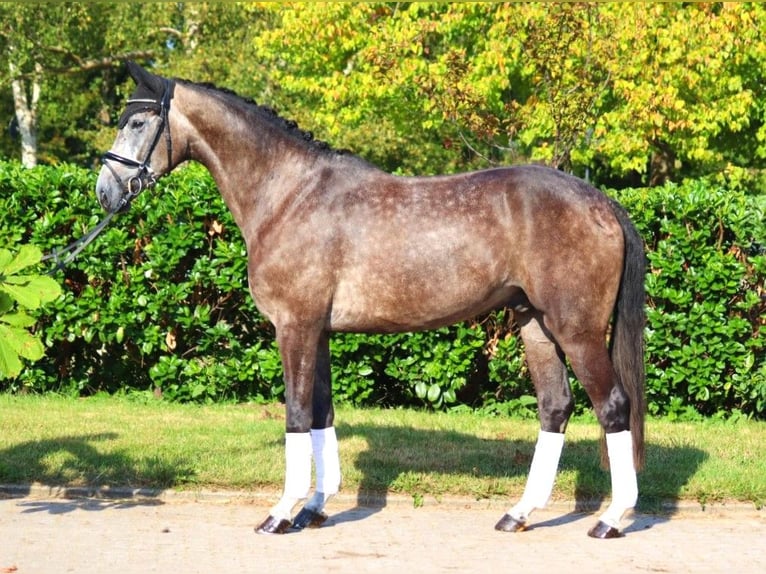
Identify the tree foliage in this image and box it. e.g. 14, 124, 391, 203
0, 3, 163, 165
252, 2, 766, 186
1, 3, 766, 188
0, 3, 269, 166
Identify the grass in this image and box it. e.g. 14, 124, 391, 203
0, 394, 764, 510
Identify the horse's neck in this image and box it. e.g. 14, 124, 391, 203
177, 85, 318, 234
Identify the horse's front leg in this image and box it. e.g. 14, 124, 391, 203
255, 324, 323, 535
292, 331, 341, 530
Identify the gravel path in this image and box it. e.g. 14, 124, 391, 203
1, 490, 764, 573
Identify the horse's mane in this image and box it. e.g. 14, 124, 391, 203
178, 78, 346, 157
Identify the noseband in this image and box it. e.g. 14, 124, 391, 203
101, 78, 175, 212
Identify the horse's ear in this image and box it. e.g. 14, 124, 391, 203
118, 62, 168, 127
126, 61, 149, 84
125, 61, 166, 93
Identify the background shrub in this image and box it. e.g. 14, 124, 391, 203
0, 161, 280, 402
0, 161, 762, 419
616, 182, 765, 419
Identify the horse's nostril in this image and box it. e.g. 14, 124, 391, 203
96, 186, 111, 210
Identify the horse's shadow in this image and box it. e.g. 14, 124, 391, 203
0, 424, 708, 532
0, 432, 190, 513
328, 422, 708, 532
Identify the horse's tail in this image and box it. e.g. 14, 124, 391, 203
606, 199, 646, 471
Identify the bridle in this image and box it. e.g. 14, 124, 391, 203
42, 78, 175, 272
101, 78, 175, 213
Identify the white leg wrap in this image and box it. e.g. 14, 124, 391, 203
270, 432, 312, 520
508, 430, 565, 522
304, 427, 341, 513
304, 491, 333, 514
311, 426, 341, 496
599, 430, 638, 529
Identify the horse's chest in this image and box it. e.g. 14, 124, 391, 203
245, 243, 336, 323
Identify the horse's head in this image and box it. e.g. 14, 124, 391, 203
96, 62, 176, 213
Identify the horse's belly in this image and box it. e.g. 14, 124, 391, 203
329, 276, 519, 333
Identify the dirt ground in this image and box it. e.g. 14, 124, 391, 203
1, 489, 764, 573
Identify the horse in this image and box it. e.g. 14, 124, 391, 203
96, 62, 646, 539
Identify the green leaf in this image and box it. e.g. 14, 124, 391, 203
519, 395, 538, 407
0, 323, 45, 378
0, 334, 23, 379
2, 244, 43, 275
0, 249, 12, 272
0, 323, 45, 361
357, 365, 373, 377
0, 284, 38, 309
0, 292, 12, 314
0, 275, 62, 309
0, 312, 37, 328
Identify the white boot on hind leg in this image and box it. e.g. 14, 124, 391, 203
496, 430, 565, 532
589, 430, 638, 539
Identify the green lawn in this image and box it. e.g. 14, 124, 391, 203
0, 394, 764, 510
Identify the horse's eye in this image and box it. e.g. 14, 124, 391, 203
129, 118, 145, 130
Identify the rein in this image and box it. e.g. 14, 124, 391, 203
42, 78, 175, 274
41, 211, 117, 273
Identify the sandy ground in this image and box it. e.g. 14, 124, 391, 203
1, 490, 764, 574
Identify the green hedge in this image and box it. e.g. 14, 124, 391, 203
0, 161, 763, 419
620, 183, 765, 419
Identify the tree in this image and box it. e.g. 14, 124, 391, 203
161, 3, 273, 95
0, 3, 273, 168
592, 3, 766, 185
2, 2, 765, 188
252, 2, 766, 187
253, 2, 508, 175
0, 3, 170, 167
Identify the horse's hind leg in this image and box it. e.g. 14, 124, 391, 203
561, 335, 638, 538
495, 310, 573, 532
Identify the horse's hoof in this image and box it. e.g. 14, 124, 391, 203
588, 520, 623, 539
494, 513, 527, 533
291, 508, 329, 530
255, 515, 292, 535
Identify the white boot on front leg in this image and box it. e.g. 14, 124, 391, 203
589, 430, 638, 539
293, 427, 341, 530
256, 432, 312, 534
496, 430, 565, 532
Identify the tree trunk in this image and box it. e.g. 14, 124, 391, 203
649, 139, 676, 187
8, 59, 41, 168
